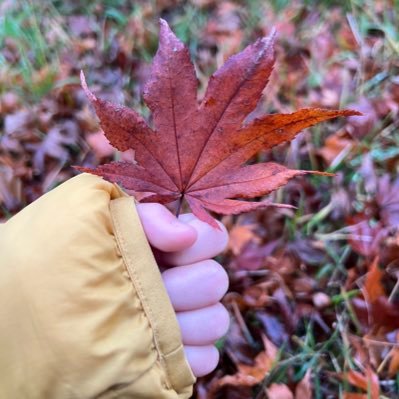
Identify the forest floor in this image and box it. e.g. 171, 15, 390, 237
1, 1, 399, 398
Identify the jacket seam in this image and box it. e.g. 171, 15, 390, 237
109, 197, 196, 394
110, 201, 173, 389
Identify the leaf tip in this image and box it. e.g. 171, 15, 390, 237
159, 18, 173, 40
213, 222, 223, 231
80, 70, 97, 102
274, 203, 297, 210
345, 109, 364, 117
268, 27, 278, 42
158, 18, 184, 51
302, 170, 336, 177
259, 27, 277, 48
72, 165, 91, 173
159, 18, 169, 29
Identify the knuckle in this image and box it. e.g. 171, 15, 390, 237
215, 221, 229, 251
201, 219, 228, 255
203, 260, 229, 296
209, 221, 229, 254
203, 259, 222, 272
213, 303, 230, 338
209, 346, 220, 370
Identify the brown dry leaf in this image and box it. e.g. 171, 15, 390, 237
343, 394, 368, 399
0, 92, 20, 113
33, 120, 80, 174
359, 154, 377, 194
0, 165, 22, 210
388, 344, 399, 376
352, 296, 399, 331
346, 369, 369, 391
343, 367, 379, 399
230, 240, 279, 270
4, 110, 35, 136
347, 220, 386, 258
381, 234, 399, 271
203, 1, 243, 59
376, 175, 399, 228
228, 224, 260, 255
346, 98, 377, 139
266, 383, 294, 399
86, 130, 115, 158
295, 369, 312, 399
318, 132, 354, 166
368, 373, 380, 399
223, 315, 256, 365
76, 19, 359, 228
218, 334, 277, 388
363, 256, 385, 303
256, 311, 289, 346
237, 351, 273, 383
370, 297, 399, 330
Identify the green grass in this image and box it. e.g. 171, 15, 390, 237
2, 0, 399, 396
0, 1, 67, 99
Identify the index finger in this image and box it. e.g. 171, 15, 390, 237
162, 213, 228, 266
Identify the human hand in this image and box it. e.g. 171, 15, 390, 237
136, 203, 229, 377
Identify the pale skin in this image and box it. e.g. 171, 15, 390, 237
136, 203, 230, 378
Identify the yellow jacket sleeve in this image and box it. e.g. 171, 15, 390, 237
0, 173, 195, 399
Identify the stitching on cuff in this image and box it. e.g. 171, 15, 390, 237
109, 197, 196, 394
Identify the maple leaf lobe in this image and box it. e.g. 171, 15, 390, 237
76, 20, 360, 227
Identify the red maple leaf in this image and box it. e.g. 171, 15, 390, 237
76, 19, 360, 228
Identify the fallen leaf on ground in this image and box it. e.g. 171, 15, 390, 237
342, 367, 380, 399
346, 97, 377, 139
86, 130, 115, 158
388, 334, 399, 376
318, 131, 354, 166
218, 334, 277, 387
347, 220, 386, 258
363, 256, 385, 303
228, 224, 260, 255
266, 383, 294, 399
376, 175, 399, 228
295, 369, 312, 399
343, 394, 368, 399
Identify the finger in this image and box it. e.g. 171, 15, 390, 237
136, 203, 197, 252
163, 213, 228, 266
162, 260, 229, 311
177, 303, 230, 345
184, 345, 220, 377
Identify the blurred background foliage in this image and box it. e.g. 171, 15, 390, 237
1, 0, 399, 398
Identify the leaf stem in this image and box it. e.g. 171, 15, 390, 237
175, 195, 184, 218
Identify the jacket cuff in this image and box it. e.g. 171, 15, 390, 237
110, 197, 196, 395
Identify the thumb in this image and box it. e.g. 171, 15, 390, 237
136, 203, 197, 252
